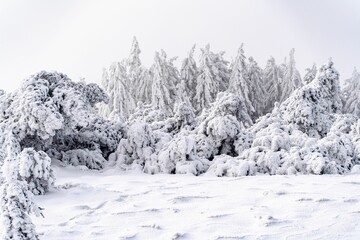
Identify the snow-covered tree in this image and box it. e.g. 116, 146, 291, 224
263, 56, 282, 113
180, 45, 198, 106
279, 49, 302, 103
151, 50, 179, 116
127, 37, 142, 83
228, 45, 255, 120
0, 71, 122, 170
157, 131, 209, 175
18, 148, 55, 195
0, 134, 42, 240
303, 63, 317, 84
342, 68, 360, 117
196, 92, 252, 158
281, 59, 342, 137
100, 61, 136, 120
127, 37, 147, 103
135, 68, 152, 105
247, 56, 266, 118
194, 45, 230, 113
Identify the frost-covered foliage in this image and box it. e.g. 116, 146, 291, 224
113, 120, 156, 169
180, 45, 198, 107
0, 135, 42, 239
279, 49, 302, 103
303, 63, 317, 84
4, 37, 360, 181
127, 37, 142, 91
228, 45, 255, 121
205, 155, 256, 177
247, 56, 266, 118
0, 71, 122, 171
195, 44, 230, 113
228, 46, 265, 120
151, 51, 179, 116
100, 62, 136, 120
196, 92, 252, 158
18, 148, 55, 195
263, 57, 282, 113
281, 60, 342, 138
157, 131, 209, 175
342, 68, 360, 118
136, 68, 153, 105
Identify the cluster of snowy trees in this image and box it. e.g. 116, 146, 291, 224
102, 38, 360, 176
1, 37, 360, 238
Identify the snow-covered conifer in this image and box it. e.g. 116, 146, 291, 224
303, 63, 317, 84
136, 68, 152, 105
18, 148, 55, 195
101, 61, 135, 120
263, 56, 282, 113
247, 56, 266, 118
194, 45, 230, 113
228, 45, 255, 120
279, 49, 302, 102
281, 60, 342, 137
196, 92, 252, 158
0, 134, 41, 240
342, 68, 360, 117
180, 45, 198, 106
151, 51, 179, 116
157, 131, 209, 175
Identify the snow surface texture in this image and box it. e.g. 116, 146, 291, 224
34, 165, 360, 240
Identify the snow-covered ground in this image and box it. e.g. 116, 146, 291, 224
34, 166, 360, 240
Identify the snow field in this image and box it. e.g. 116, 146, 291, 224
34, 166, 360, 240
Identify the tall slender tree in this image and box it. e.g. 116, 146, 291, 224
342, 67, 360, 117
151, 50, 179, 116
263, 56, 282, 113
247, 56, 266, 118
279, 48, 302, 102
195, 44, 229, 113
228, 44, 254, 121
101, 61, 135, 120
180, 45, 198, 106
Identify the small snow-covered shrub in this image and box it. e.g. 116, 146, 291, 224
114, 120, 156, 169
18, 148, 55, 195
61, 149, 106, 170
0, 180, 41, 240
157, 132, 209, 175
0, 136, 42, 239
206, 155, 256, 177
196, 92, 251, 157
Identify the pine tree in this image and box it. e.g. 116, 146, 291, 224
304, 63, 317, 84
264, 56, 282, 113
228, 45, 257, 121
195, 44, 229, 113
136, 68, 152, 105
180, 45, 197, 106
281, 59, 342, 137
247, 56, 266, 118
151, 50, 178, 116
279, 49, 302, 102
342, 68, 360, 118
0, 134, 41, 240
101, 61, 136, 120
127, 36, 143, 103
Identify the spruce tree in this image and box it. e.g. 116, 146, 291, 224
279, 49, 302, 102
342, 68, 360, 117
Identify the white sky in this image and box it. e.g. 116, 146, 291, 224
0, 0, 359, 92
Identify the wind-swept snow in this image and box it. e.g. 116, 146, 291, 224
34, 165, 360, 240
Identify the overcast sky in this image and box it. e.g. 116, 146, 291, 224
0, 0, 359, 92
